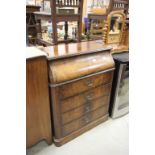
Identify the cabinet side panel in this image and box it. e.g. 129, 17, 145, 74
26, 57, 52, 148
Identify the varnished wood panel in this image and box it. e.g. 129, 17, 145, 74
49, 52, 114, 84
50, 87, 62, 139
60, 71, 113, 99
54, 114, 109, 147
43, 40, 112, 60
26, 57, 52, 148
60, 83, 112, 113
61, 96, 110, 125
62, 105, 109, 136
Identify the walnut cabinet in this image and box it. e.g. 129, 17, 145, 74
42, 41, 115, 146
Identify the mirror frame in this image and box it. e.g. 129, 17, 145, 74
107, 11, 126, 44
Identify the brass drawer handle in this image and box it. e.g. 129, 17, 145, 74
85, 104, 91, 113
85, 93, 93, 101
85, 118, 90, 123
83, 116, 90, 124
85, 80, 93, 87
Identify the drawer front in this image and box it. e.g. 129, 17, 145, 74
61, 96, 110, 125
60, 71, 113, 99
62, 105, 109, 136
61, 83, 112, 113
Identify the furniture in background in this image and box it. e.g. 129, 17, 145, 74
34, 0, 84, 45
90, 20, 104, 37
26, 5, 41, 45
111, 0, 129, 15
123, 19, 129, 48
109, 52, 129, 118
88, 0, 129, 40
88, 14, 107, 39
26, 47, 52, 148
42, 40, 115, 146
87, 0, 113, 39
102, 10, 129, 53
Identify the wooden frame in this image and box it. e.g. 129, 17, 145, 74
87, 0, 114, 39
102, 10, 129, 53
26, 5, 41, 45
106, 11, 126, 44
34, 0, 84, 45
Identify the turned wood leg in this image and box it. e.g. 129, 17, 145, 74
88, 18, 92, 35
36, 19, 42, 38
64, 21, 68, 41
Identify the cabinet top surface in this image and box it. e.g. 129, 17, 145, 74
26, 47, 47, 59
42, 40, 112, 60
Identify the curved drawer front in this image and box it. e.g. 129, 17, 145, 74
60, 83, 112, 113
61, 96, 110, 125
60, 71, 113, 99
62, 105, 109, 137
49, 52, 115, 84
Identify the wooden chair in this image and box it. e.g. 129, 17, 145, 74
35, 0, 83, 45
26, 5, 41, 45
51, 0, 84, 44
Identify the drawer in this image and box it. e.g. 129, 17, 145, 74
62, 105, 109, 136
60, 71, 113, 99
60, 83, 112, 113
61, 96, 110, 125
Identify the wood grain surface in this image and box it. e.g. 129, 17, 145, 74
26, 56, 52, 148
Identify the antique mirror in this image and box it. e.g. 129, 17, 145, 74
106, 11, 126, 44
